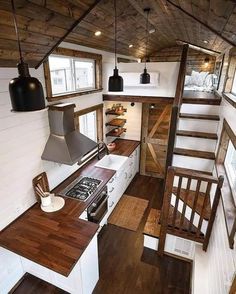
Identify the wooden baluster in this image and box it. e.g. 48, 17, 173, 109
179, 177, 191, 232
158, 166, 175, 255
172, 176, 183, 228
196, 181, 212, 237
188, 180, 201, 233
203, 176, 224, 251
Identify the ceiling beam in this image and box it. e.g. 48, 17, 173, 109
35, 0, 102, 69
176, 39, 221, 55
166, 0, 236, 48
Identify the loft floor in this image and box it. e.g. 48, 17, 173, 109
11, 174, 192, 294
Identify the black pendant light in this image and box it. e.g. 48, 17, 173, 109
108, 0, 123, 92
9, 0, 45, 112
140, 8, 150, 84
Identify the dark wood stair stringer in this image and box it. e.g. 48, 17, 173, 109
176, 130, 218, 140
174, 147, 216, 160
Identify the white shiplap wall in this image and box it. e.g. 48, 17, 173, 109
194, 98, 236, 293
104, 101, 142, 143
0, 67, 104, 293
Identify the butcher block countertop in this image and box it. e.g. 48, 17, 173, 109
0, 139, 140, 277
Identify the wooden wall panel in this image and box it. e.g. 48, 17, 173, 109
149, 46, 216, 74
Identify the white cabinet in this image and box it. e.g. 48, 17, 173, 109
20, 234, 99, 294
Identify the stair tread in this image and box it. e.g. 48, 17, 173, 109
143, 208, 161, 238
182, 91, 221, 105
179, 113, 220, 121
176, 130, 218, 140
174, 147, 216, 160
167, 206, 205, 241
172, 187, 211, 220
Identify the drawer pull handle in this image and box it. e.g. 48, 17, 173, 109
109, 177, 114, 183
129, 162, 133, 166
125, 172, 128, 179
129, 174, 132, 179
109, 187, 114, 193
129, 154, 133, 158
109, 201, 115, 208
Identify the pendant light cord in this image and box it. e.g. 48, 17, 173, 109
114, 0, 117, 68
144, 9, 150, 69
11, 0, 23, 63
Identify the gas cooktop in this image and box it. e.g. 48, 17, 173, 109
60, 176, 102, 201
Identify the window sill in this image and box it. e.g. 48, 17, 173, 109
223, 92, 236, 109
47, 88, 103, 102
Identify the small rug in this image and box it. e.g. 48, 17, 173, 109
108, 195, 149, 232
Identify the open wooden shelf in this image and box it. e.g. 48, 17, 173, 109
106, 118, 127, 127
106, 128, 126, 137
105, 109, 127, 116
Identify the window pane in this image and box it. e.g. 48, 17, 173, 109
231, 71, 236, 95
79, 111, 97, 142
74, 60, 95, 90
224, 140, 236, 204
49, 56, 74, 95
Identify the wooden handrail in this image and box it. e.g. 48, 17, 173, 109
165, 44, 189, 176
158, 166, 224, 255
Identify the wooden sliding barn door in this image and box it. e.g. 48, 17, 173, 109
140, 103, 172, 178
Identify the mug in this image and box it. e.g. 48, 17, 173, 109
40, 192, 52, 207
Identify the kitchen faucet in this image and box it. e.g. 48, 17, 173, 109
97, 142, 109, 160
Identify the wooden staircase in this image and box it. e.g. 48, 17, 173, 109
143, 167, 224, 254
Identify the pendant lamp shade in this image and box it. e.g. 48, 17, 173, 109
140, 8, 150, 84
9, 0, 45, 112
108, 0, 123, 92
109, 67, 123, 91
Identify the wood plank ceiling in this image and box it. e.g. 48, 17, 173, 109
0, 0, 235, 68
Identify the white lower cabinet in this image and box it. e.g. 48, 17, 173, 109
20, 234, 99, 294
106, 145, 140, 219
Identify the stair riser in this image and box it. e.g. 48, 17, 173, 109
173, 155, 214, 172
180, 104, 220, 115
175, 137, 217, 152
178, 118, 219, 133
171, 194, 208, 235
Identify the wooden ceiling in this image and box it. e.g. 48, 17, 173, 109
0, 0, 235, 67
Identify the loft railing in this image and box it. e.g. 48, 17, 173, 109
158, 166, 224, 255
165, 44, 189, 176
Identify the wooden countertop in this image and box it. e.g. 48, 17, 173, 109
0, 139, 140, 277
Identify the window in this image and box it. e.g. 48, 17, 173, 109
79, 111, 97, 142
49, 55, 95, 96
224, 140, 236, 203
231, 71, 236, 96
74, 104, 103, 144
44, 47, 102, 102
216, 119, 236, 249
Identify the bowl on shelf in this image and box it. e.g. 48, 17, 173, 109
107, 142, 116, 152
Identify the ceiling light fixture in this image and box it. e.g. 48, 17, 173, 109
204, 57, 210, 67
149, 29, 156, 34
95, 31, 101, 36
108, 0, 123, 92
129, 44, 133, 48
203, 40, 209, 44
9, 0, 45, 112
140, 8, 151, 84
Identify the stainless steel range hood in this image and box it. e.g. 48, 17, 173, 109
42, 103, 97, 165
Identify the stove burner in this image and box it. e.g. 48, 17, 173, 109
60, 176, 102, 201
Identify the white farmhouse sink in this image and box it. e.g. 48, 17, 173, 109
95, 154, 127, 171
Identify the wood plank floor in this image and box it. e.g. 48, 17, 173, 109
93, 174, 192, 294
12, 174, 192, 294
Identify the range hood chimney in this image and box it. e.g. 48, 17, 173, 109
42, 103, 98, 165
